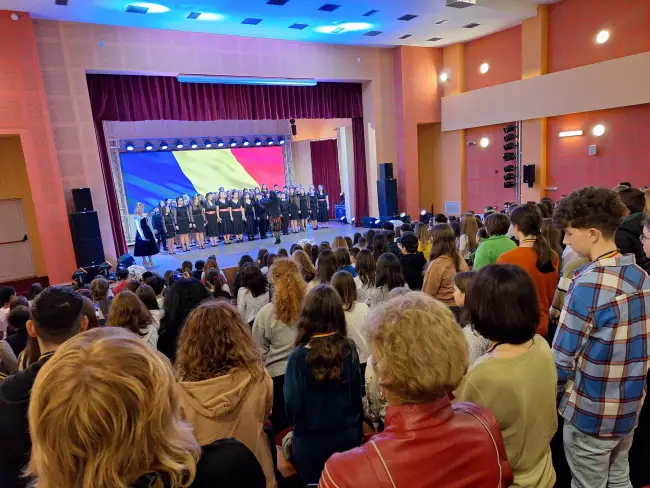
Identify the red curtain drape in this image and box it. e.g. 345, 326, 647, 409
310, 139, 341, 220
86, 74, 367, 255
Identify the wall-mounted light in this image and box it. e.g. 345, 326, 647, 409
559, 130, 584, 138
439, 72, 449, 82
592, 124, 606, 137
480, 62, 489, 74
596, 30, 610, 45
480, 137, 490, 148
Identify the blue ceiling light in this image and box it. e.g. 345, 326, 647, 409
160, 141, 169, 150
188, 12, 224, 21
242, 138, 250, 147
175, 139, 184, 149
266, 137, 274, 145
144, 141, 154, 151
229, 139, 237, 147
216, 138, 224, 148
254, 138, 262, 146
177, 75, 316, 87
128, 2, 170, 14
125, 141, 135, 151
278, 136, 286, 145
204, 139, 212, 148
190, 140, 199, 149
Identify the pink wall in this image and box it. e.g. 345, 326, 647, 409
0, 11, 76, 284
464, 25, 522, 92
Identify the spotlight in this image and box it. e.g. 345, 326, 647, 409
229, 139, 237, 147
503, 125, 516, 134
278, 136, 286, 145
596, 30, 610, 45
504, 133, 517, 142
351, 217, 355, 223
175, 139, 184, 149
216, 138, 224, 148
400, 212, 406, 218
340, 216, 348, 224
242, 138, 250, 147
504, 142, 516, 151
204, 139, 212, 148
503, 153, 516, 162
374, 219, 380, 225
439, 72, 449, 82
592, 124, 606, 137
190, 140, 198, 149
160, 141, 169, 150
254, 138, 262, 146
144, 141, 153, 151
480, 62, 489, 74
504, 181, 516, 189
480, 137, 490, 148
266, 137, 274, 145
125, 141, 135, 151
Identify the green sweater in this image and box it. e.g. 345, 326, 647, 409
472, 234, 517, 269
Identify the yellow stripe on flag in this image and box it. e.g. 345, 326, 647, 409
173, 149, 258, 194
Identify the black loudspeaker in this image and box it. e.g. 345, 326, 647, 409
523, 164, 536, 188
70, 212, 105, 267
361, 216, 376, 228
377, 179, 398, 217
118, 253, 136, 269
379, 163, 394, 180
290, 118, 297, 136
72, 188, 94, 212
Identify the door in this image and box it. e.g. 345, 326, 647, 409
0, 199, 35, 282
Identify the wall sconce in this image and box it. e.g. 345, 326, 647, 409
592, 124, 606, 137
439, 72, 449, 82
480, 62, 489, 74
480, 137, 490, 148
558, 130, 584, 138
596, 30, 610, 45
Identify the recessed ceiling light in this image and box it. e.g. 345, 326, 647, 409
427, 37, 442, 42
463, 22, 480, 29
480, 137, 490, 148
480, 62, 489, 74
439, 72, 449, 82
399, 34, 412, 39
364, 31, 383, 37
54, 0, 69, 5
128, 2, 170, 14
596, 30, 610, 44
592, 124, 606, 137
289, 23, 309, 30
363, 9, 379, 16
267, 0, 289, 5
435, 19, 449, 25
398, 14, 418, 21
318, 3, 341, 12
187, 12, 223, 21
339, 22, 372, 31
241, 18, 262, 25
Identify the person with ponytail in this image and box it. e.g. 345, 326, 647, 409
497, 204, 559, 336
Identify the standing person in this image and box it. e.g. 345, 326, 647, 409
106, 290, 158, 350
237, 263, 270, 326
163, 204, 177, 254
204, 192, 220, 246
414, 222, 432, 262
217, 191, 233, 245
151, 205, 167, 251
90, 277, 111, 322
289, 187, 300, 233
255, 193, 269, 239
454, 265, 557, 488
285, 285, 363, 484
459, 213, 479, 260
299, 187, 309, 231
279, 191, 291, 236
355, 249, 376, 306
0, 286, 16, 339
173, 196, 193, 252
244, 192, 257, 241
309, 187, 319, 230
422, 224, 469, 305
552, 187, 650, 488
267, 191, 283, 245
176, 301, 277, 488
192, 194, 207, 250
398, 231, 427, 291
498, 204, 559, 337
252, 259, 305, 433
230, 190, 246, 243
0, 286, 88, 488
317, 185, 329, 228
472, 213, 517, 269
369, 253, 407, 308
615, 187, 650, 273
133, 203, 159, 268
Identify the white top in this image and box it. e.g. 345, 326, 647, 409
463, 325, 491, 368
369, 283, 410, 308
561, 245, 580, 274
237, 288, 270, 324
344, 302, 370, 364
142, 321, 159, 350
133, 213, 146, 239
0, 307, 9, 339
150, 309, 163, 328
354, 276, 373, 306
459, 234, 472, 260
252, 303, 297, 377
156, 296, 164, 309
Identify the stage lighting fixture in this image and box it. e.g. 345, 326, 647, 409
229, 139, 237, 147
504, 164, 515, 172
351, 217, 355, 223
204, 139, 212, 148
125, 141, 135, 151
504, 133, 517, 142
190, 140, 199, 149
278, 136, 286, 145
242, 138, 250, 147
504, 173, 516, 181
503, 125, 516, 134
400, 212, 406, 218
144, 141, 153, 151
175, 139, 184, 149
503, 152, 516, 162
504, 142, 516, 151
266, 137, 274, 145
254, 138, 262, 146
504, 181, 516, 189
160, 141, 169, 150
216, 138, 224, 147
340, 216, 348, 224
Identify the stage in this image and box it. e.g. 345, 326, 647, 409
129, 222, 365, 272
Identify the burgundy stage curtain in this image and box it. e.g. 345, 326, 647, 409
352, 117, 369, 219
310, 139, 342, 220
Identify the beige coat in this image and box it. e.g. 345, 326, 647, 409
421, 254, 469, 305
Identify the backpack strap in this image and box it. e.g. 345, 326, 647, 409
365, 440, 397, 488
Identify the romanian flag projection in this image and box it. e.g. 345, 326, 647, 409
120, 147, 285, 211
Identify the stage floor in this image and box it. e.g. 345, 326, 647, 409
130, 222, 364, 272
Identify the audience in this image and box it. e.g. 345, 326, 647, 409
311, 249, 338, 288
112, 268, 130, 295
459, 213, 479, 260
126, 279, 142, 293
234, 254, 255, 297
452, 271, 490, 366
497, 204, 559, 337
193, 259, 205, 281
385, 230, 402, 258
371, 234, 388, 261
354, 249, 376, 306
355, 236, 367, 250
285, 285, 363, 484
542, 218, 563, 261
6, 305, 29, 358
615, 187, 650, 272
205, 268, 233, 301
90, 277, 111, 320
334, 247, 357, 277
26, 283, 42, 303
106, 290, 158, 349
237, 263, 270, 326
145, 273, 166, 308
252, 259, 305, 433
80, 296, 101, 330
455, 264, 557, 488
176, 301, 276, 488
414, 222, 432, 261
369, 253, 408, 308
0, 286, 16, 339
398, 231, 427, 291
310, 244, 320, 265
332, 236, 348, 250
422, 224, 469, 304
25, 327, 266, 488
136, 284, 163, 326
292, 249, 316, 283
472, 213, 517, 269
325, 292, 513, 488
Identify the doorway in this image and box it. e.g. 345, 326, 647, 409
0, 199, 35, 282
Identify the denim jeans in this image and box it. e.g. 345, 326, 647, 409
563, 423, 634, 488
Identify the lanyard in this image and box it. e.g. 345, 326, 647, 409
595, 249, 620, 261
311, 332, 337, 339
485, 341, 504, 354
521, 238, 537, 245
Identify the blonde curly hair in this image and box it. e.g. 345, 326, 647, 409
269, 258, 305, 325
26, 327, 199, 488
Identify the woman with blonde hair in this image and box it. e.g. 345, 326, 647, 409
414, 222, 432, 262
106, 290, 158, 350
176, 301, 277, 488
253, 258, 305, 433
422, 224, 469, 305
332, 236, 348, 250
644, 188, 650, 214
459, 213, 479, 260
26, 327, 266, 488
133, 202, 159, 268
292, 249, 316, 283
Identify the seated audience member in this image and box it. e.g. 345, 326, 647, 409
136, 284, 163, 326
452, 272, 490, 366
80, 297, 100, 330
25, 327, 266, 488
552, 188, 650, 488
371, 234, 388, 261
310, 249, 338, 289
363, 229, 376, 246
414, 222, 431, 259
386, 231, 402, 258
77, 288, 92, 300
176, 301, 276, 488
310, 244, 320, 265
381, 221, 395, 232
285, 285, 363, 484
253, 259, 305, 433
237, 263, 270, 325
290, 243, 303, 255
0, 286, 88, 488
203, 256, 228, 283
257, 248, 269, 268
6, 305, 30, 357
398, 232, 427, 291
90, 277, 111, 321
302, 242, 313, 261
344, 236, 353, 250
615, 187, 650, 272
0, 286, 16, 339
126, 280, 141, 293
292, 249, 316, 284
498, 204, 559, 337
157, 278, 211, 361
193, 260, 206, 281
450, 221, 461, 247
353, 232, 361, 247
332, 236, 349, 250
181, 260, 193, 279
455, 265, 557, 488
355, 236, 368, 250
112, 268, 130, 295
334, 247, 357, 277
319, 241, 332, 252
234, 255, 255, 297
369, 253, 408, 308
324, 292, 513, 488
145, 273, 166, 308
0, 336, 17, 376
472, 213, 517, 269
163, 270, 176, 297
422, 224, 469, 305
400, 223, 413, 237
459, 213, 479, 260
26, 283, 42, 303
106, 290, 158, 350
277, 248, 289, 258
260, 253, 276, 276
331, 271, 370, 374
349, 247, 360, 265
433, 213, 448, 224
205, 269, 233, 301
354, 249, 376, 306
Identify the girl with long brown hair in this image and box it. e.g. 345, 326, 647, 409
252, 258, 305, 433
310, 249, 338, 290
292, 249, 316, 283
354, 248, 376, 305
459, 213, 479, 260
414, 222, 432, 262
422, 224, 469, 305
106, 290, 158, 350
176, 301, 277, 488
285, 284, 363, 484
369, 253, 407, 308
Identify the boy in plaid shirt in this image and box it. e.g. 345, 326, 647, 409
552, 187, 650, 488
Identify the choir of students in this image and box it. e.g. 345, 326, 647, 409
1, 184, 650, 488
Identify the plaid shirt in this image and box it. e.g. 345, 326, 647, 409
553, 253, 650, 437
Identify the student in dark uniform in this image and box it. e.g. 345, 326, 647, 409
204, 192, 219, 247
289, 187, 300, 234
280, 192, 291, 236
317, 185, 329, 228
133, 203, 159, 268
299, 188, 309, 232
308, 188, 319, 230
163, 205, 176, 254
216, 191, 233, 245
243, 192, 257, 241
151, 205, 166, 251
258, 192, 270, 238
268, 191, 283, 245
230, 191, 245, 243
173, 196, 193, 252
191, 195, 206, 250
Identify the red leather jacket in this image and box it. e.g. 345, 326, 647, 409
319, 397, 513, 488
